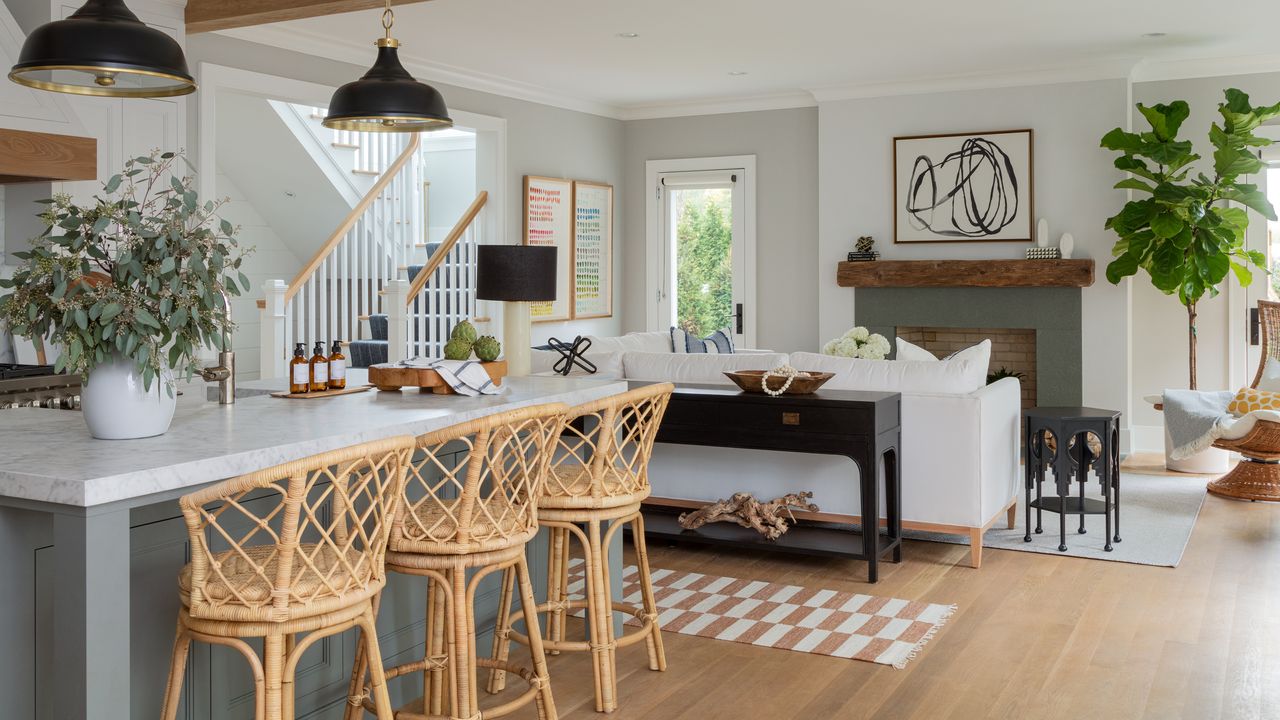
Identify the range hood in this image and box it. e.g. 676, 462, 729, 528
0, 128, 96, 184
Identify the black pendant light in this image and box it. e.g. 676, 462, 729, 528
323, 1, 452, 133
8, 0, 194, 98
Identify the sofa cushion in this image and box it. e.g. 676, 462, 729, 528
790, 351, 986, 394
622, 351, 790, 384
586, 331, 673, 354
895, 337, 992, 373
531, 348, 623, 377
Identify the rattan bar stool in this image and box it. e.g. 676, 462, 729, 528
489, 383, 674, 713
160, 435, 416, 720
345, 404, 567, 720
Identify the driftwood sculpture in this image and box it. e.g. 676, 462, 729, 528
677, 491, 819, 541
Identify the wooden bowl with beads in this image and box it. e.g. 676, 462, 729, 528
724, 370, 834, 395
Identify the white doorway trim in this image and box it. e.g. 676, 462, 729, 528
645, 154, 757, 346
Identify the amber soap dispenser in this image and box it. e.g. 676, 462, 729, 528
289, 343, 309, 394
328, 340, 346, 390
309, 341, 329, 392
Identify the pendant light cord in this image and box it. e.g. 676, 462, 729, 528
382, 0, 395, 41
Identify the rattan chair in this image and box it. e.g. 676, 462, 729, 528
344, 404, 567, 720
1210, 299, 1280, 501
490, 383, 674, 714
160, 435, 416, 720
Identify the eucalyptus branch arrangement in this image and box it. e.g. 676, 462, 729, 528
0, 151, 249, 393
1101, 88, 1280, 389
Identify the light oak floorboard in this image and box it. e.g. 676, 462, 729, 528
475, 491, 1280, 719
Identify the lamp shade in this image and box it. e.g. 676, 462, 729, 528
476, 245, 557, 302
8, 0, 195, 98
323, 39, 452, 133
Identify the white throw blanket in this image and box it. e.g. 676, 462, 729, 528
403, 358, 502, 396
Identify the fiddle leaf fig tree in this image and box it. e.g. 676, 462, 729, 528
1102, 88, 1280, 389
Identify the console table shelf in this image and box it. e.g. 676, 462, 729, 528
836, 259, 1095, 288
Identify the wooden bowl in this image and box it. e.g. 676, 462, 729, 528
723, 370, 834, 395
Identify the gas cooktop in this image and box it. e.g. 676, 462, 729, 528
0, 363, 61, 380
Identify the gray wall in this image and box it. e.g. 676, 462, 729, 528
185, 33, 627, 344
622, 108, 820, 352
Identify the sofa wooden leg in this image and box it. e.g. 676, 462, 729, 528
969, 528, 984, 569
1007, 503, 1017, 529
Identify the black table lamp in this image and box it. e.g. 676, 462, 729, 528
476, 245, 557, 375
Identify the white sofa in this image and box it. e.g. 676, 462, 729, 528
533, 332, 1021, 568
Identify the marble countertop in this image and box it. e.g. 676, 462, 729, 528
0, 371, 626, 508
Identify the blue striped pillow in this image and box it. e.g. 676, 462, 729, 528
670, 327, 735, 354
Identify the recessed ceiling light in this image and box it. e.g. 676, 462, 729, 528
616, 32, 639, 39
728, 71, 748, 76
1142, 32, 1167, 38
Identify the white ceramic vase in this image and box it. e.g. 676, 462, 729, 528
81, 353, 176, 440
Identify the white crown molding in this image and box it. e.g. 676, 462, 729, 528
1132, 53, 1280, 84
615, 90, 816, 121
215, 25, 622, 120
807, 58, 1139, 103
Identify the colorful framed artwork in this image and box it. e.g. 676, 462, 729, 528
523, 175, 573, 322
893, 129, 1034, 243
572, 180, 613, 319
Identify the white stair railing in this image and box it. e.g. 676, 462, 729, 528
257, 133, 422, 372
401, 192, 488, 360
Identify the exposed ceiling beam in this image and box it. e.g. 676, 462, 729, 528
0, 129, 96, 185
186, 0, 432, 34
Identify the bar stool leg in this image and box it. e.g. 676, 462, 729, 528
448, 566, 476, 720
353, 606, 395, 720
515, 553, 559, 720
486, 567, 517, 694
428, 577, 448, 716
630, 513, 667, 672
584, 519, 618, 713
160, 618, 192, 720
264, 633, 285, 720
545, 526, 569, 653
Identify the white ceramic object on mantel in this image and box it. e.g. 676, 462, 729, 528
1059, 233, 1075, 259
80, 354, 177, 440
1036, 218, 1050, 248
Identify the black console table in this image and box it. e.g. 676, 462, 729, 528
633, 381, 902, 583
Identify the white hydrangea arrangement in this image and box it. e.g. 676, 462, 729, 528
821, 326, 890, 360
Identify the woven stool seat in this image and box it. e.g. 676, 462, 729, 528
392, 495, 539, 556
178, 544, 372, 615
538, 462, 650, 510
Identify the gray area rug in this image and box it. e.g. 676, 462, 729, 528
908, 472, 1207, 567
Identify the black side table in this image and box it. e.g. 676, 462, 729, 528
1023, 407, 1122, 552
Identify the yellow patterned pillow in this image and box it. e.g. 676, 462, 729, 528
1227, 388, 1280, 416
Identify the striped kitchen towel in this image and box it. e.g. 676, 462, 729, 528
428, 359, 503, 396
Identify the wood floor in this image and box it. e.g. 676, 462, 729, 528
482, 479, 1280, 720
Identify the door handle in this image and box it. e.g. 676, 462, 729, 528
735, 303, 744, 335
1252, 307, 1261, 346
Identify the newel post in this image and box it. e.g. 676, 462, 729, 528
384, 279, 410, 364
259, 279, 288, 378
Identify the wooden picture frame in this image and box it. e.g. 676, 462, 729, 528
893, 128, 1034, 244
523, 175, 574, 322
572, 180, 613, 319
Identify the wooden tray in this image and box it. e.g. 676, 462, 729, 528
368, 360, 508, 394
724, 370, 834, 395
271, 385, 373, 399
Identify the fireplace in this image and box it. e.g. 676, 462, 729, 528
854, 287, 1082, 407
897, 327, 1037, 408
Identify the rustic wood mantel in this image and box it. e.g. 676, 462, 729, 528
836, 259, 1095, 289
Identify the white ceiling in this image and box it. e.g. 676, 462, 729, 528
222, 0, 1280, 119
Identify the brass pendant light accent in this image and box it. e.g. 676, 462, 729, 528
323, 1, 452, 133
8, 0, 195, 98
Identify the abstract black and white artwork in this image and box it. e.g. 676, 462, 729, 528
893, 129, 1033, 243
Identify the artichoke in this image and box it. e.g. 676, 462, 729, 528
473, 335, 501, 362
450, 320, 478, 344
443, 338, 473, 361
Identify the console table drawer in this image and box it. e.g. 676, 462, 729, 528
663, 398, 886, 435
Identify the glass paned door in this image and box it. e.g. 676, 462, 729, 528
657, 170, 750, 346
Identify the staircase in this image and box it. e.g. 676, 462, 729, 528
256, 116, 488, 377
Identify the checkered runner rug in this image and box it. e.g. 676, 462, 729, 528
565, 560, 955, 669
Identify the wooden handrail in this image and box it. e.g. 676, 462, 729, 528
400, 190, 488, 305
283, 132, 422, 303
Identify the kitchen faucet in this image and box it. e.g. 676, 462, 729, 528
200, 289, 236, 404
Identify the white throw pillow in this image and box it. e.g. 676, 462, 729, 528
1258, 357, 1280, 393
895, 337, 938, 361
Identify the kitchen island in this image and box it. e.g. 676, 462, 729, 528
0, 372, 627, 720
